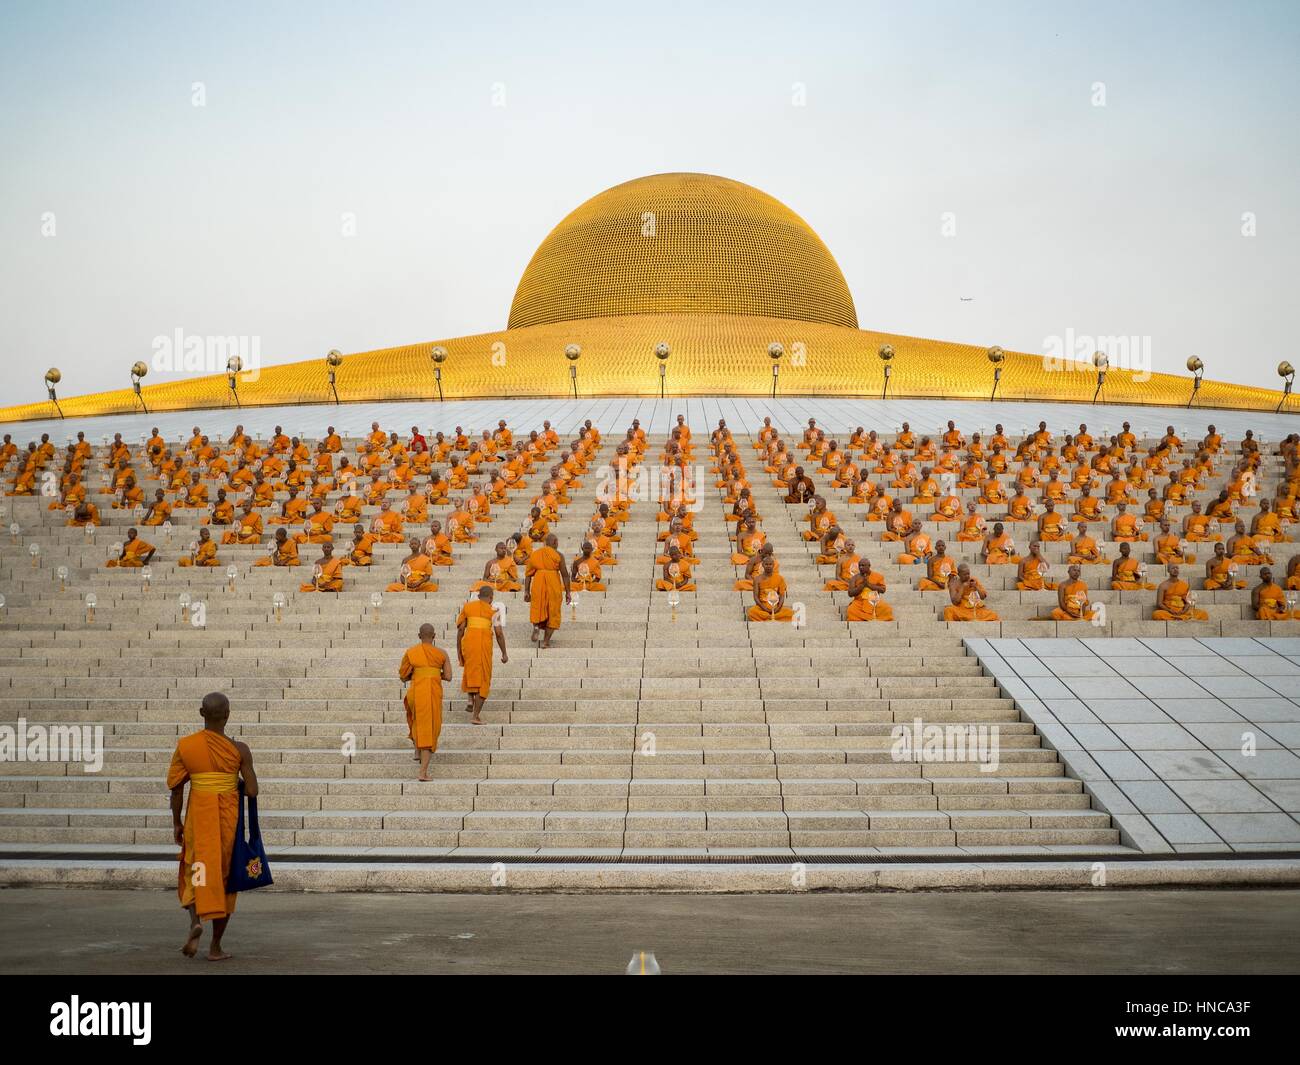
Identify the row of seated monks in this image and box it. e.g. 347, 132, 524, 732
724, 415, 1299, 623
5, 413, 1300, 623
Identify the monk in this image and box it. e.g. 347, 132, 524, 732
1016, 542, 1057, 591
1203, 543, 1245, 591
524, 533, 570, 648
1152, 565, 1209, 621
398, 624, 452, 780
179, 528, 219, 567
657, 545, 696, 592
1253, 568, 1296, 620
1110, 542, 1153, 590
474, 542, 523, 592
1068, 521, 1104, 565
301, 542, 345, 592
823, 537, 861, 591
167, 692, 257, 961
457, 587, 508, 724
748, 556, 795, 622
387, 537, 437, 592
344, 523, 377, 567
917, 541, 958, 590
845, 559, 894, 621
571, 542, 606, 591
1048, 564, 1095, 622
254, 528, 299, 567
944, 565, 998, 622
107, 527, 155, 567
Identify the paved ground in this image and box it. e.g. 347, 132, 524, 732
1, 887, 1297, 974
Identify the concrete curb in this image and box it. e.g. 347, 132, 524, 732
2, 859, 1299, 893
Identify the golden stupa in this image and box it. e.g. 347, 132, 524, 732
1, 172, 1288, 422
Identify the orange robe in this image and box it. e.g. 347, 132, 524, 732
166, 730, 242, 921
1152, 580, 1208, 621
387, 554, 436, 592
526, 545, 565, 630
846, 573, 893, 621
457, 600, 496, 697
106, 537, 154, 567
178, 540, 219, 567
399, 644, 448, 750
748, 574, 795, 621
302, 555, 345, 592
1050, 579, 1094, 621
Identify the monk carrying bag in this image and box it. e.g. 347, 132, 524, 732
227, 780, 273, 892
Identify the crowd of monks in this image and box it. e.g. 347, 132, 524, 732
5, 413, 1300, 643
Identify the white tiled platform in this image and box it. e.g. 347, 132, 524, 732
4, 395, 1297, 444
967, 637, 1300, 854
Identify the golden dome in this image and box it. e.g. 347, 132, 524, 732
507, 172, 858, 330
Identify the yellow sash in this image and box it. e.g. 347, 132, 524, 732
411, 666, 442, 678
190, 771, 238, 793
466, 616, 492, 630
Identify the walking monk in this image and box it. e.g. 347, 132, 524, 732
457, 587, 508, 725
398, 624, 453, 780
167, 692, 257, 961
524, 532, 570, 648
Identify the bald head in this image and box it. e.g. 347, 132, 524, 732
200, 692, 230, 722
477, 586, 494, 602
418, 623, 436, 641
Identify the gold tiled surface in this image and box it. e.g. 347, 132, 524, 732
507, 173, 859, 330
2, 313, 1289, 422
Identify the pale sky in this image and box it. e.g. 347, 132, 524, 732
2, 0, 1297, 407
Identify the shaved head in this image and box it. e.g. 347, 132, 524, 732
477, 586, 494, 602
418, 623, 436, 640
200, 692, 230, 721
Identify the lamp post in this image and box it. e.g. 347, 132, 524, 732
768, 342, 783, 398
565, 344, 581, 399
1186, 356, 1204, 408
878, 345, 894, 400
655, 342, 670, 399
326, 349, 343, 405
987, 346, 1004, 401
430, 346, 447, 402
1278, 361, 1296, 413
44, 368, 64, 418
1092, 351, 1108, 404
130, 361, 149, 413
226, 356, 242, 408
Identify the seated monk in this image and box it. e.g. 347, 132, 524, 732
221, 502, 263, 545
1227, 520, 1274, 567
335, 491, 364, 522
956, 502, 986, 542
1046, 564, 1096, 622
269, 491, 309, 526
944, 565, 999, 622
372, 506, 405, 544
142, 489, 172, 527
880, 502, 913, 542
1068, 522, 1104, 565
1110, 542, 1153, 590
293, 502, 335, 545
931, 493, 962, 523
301, 543, 345, 592
896, 523, 934, 566
1016, 543, 1057, 591
845, 559, 894, 621
656, 546, 696, 592
656, 521, 696, 565
1250, 500, 1287, 543
1111, 503, 1148, 543
1153, 520, 1191, 564
571, 543, 606, 591
735, 545, 776, 592
815, 525, 848, 566
1183, 501, 1221, 542
472, 543, 524, 592
918, 542, 958, 590
1205, 490, 1235, 525
178, 528, 219, 567
1287, 553, 1300, 591
67, 501, 101, 527
823, 538, 861, 591
981, 523, 1020, 566
731, 519, 765, 566
1203, 543, 1244, 590
803, 497, 836, 542
423, 520, 455, 566
386, 537, 436, 592
1070, 486, 1104, 524
1152, 565, 1208, 621
1253, 567, 1297, 620
254, 528, 300, 567
747, 557, 795, 622
1006, 491, 1034, 523
342, 524, 377, 567
1036, 501, 1069, 541
584, 519, 617, 567
106, 528, 156, 568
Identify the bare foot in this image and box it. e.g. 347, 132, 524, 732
208, 948, 232, 961
530, 628, 540, 644
180, 925, 202, 957
418, 774, 431, 782
469, 714, 483, 725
